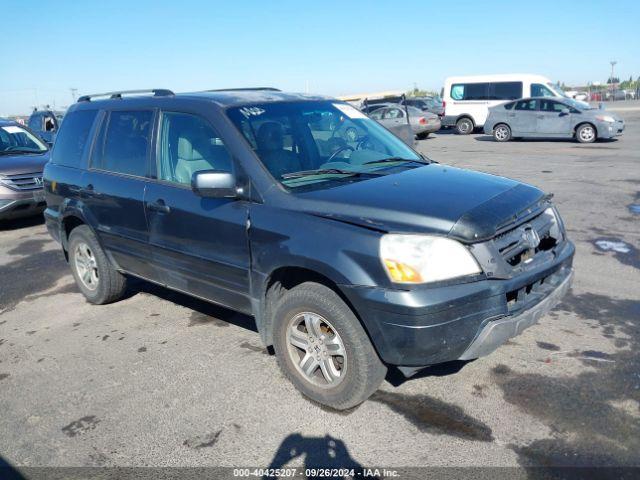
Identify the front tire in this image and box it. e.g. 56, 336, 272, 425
68, 225, 127, 304
272, 282, 387, 410
493, 124, 512, 142
576, 123, 596, 143
455, 117, 474, 135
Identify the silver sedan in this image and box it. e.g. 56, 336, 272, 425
484, 97, 625, 143
369, 105, 441, 140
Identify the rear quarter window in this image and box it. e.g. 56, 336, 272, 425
51, 110, 99, 168
504, 102, 515, 110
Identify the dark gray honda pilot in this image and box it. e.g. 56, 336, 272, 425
43, 88, 574, 409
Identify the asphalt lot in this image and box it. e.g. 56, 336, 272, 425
1, 109, 639, 472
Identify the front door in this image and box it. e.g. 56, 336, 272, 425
144, 110, 252, 313
536, 99, 573, 136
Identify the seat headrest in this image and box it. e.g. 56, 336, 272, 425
256, 122, 284, 151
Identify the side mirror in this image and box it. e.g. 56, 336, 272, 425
560, 108, 570, 115
191, 170, 238, 198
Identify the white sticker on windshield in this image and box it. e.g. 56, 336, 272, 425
239, 107, 265, 118
333, 103, 367, 119
1, 126, 24, 134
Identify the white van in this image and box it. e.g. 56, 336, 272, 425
442, 74, 569, 134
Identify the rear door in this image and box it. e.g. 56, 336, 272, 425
84, 109, 155, 278
381, 107, 406, 137
144, 109, 252, 313
511, 99, 538, 135
536, 99, 573, 136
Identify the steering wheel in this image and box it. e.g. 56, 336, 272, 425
327, 145, 355, 162
356, 135, 373, 151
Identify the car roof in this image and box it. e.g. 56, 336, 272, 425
73, 89, 334, 109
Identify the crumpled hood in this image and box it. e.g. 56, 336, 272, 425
0, 152, 49, 175
295, 164, 545, 243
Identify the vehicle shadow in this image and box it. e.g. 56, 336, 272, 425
125, 277, 259, 334
0, 455, 26, 480
474, 135, 620, 144
0, 215, 44, 231
263, 433, 377, 479
385, 360, 473, 387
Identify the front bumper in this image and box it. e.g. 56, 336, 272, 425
0, 191, 46, 220
341, 241, 574, 367
597, 120, 625, 139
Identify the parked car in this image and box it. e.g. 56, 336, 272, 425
44, 88, 574, 410
27, 108, 65, 145
565, 90, 589, 102
400, 97, 445, 117
369, 105, 441, 139
0, 119, 49, 220
359, 102, 390, 114
443, 74, 579, 134
604, 90, 629, 101
484, 97, 625, 143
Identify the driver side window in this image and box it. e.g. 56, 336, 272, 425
531, 84, 555, 97
157, 112, 232, 186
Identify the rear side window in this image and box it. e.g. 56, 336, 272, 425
515, 99, 537, 111
51, 110, 98, 168
93, 110, 152, 177
489, 82, 523, 100
451, 83, 489, 101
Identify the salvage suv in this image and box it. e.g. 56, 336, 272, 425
44, 88, 575, 409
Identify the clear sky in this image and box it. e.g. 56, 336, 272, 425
2, 0, 639, 115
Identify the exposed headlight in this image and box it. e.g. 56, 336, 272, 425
544, 206, 563, 240
380, 234, 481, 284
595, 115, 615, 123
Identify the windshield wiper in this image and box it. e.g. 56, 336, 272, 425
362, 157, 429, 166
281, 168, 383, 180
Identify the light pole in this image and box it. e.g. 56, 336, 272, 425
609, 61, 617, 82
609, 61, 617, 101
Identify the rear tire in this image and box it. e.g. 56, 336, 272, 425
493, 124, 512, 142
455, 117, 474, 135
416, 132, 430, 140
272, 282, 387, 410
576, 123, 596, 143
68, 225, 127, 304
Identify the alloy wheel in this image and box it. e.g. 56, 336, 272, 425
579, 126, 595, 142
74, 242, 99, 291
286, 312, 347, 388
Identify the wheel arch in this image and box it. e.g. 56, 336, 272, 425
456, 114, 476, 126
258, 265, 370, 350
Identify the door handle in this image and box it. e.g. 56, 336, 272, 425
147, 199, 170, 214
536, 115, 545, 119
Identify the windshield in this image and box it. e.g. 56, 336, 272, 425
227, 101, 425, 190
0, 125, 48, 155
565, 97, 593, 111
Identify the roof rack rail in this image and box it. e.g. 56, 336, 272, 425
205, 87, 281, 92
77, 89, 174, 102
